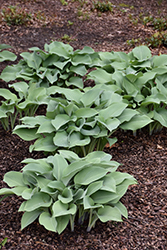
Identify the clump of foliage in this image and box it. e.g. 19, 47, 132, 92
0, 41, 101, 89
1, 5, 32, 26
0, 150, 137, 233
92, 0, 113, 12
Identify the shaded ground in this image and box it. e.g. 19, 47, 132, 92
0, 0, 167, 249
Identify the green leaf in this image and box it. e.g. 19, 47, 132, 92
21, 52, 42, 70
70, 65, 87, 76
20, 193, 52, 212
72, 54, 91, 66
30, 135, 57, 152
75, 108, 98, 118
62, 161, 89, 185
91, 190, 118, 204
13, 127, 38, 141
86, 181, 103, 196
74, 167, 108, 185
47, 181, 65, 192
52, 201, 76, 217
21, 209, 42, 230
87, 68, 112, 84
101, 176, 116, 193
113, 201, 128, 218
4, 171, 25, 187
153, 109, 167, 127
97, 205, 122, 222
66, 76, 83, 89
99, 102, 128, 120
51, 154, 68, 181
118, 109, 138, 123
56, 215, 70, 234
0, 50, 17, 62
58, 188, 73, 204
0, 89, 17, 102
51, 114, 70, 130
39, 212, 57, 232
153, 54, 167, 67
69, 132, 90, 148
132, 46, 151, 62
53, 131, 68, 147
120, 114, 152, 131
83, 196, 102, 209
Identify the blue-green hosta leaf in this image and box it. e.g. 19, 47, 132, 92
58, 188, 73, 204
122, 78, 138, 96
0, 44, 11, 50
51, 114, 70, 130
4, 171, 25, 187
39, 212, 57, 232
21, 52, 42, 70
111, 178, 137, 204
153, 54, 167, 67
135, 72, 156, 89
58, 150, 80, 162
153, 109, 167, 127
45, 69, 60, 84
85, 181, 103, 196
75, 108, 98, 118
141, 94, 165, 106
36, 176, 51, 190
113, 201, 128, 218
52, 201, 77, 217
69, 132, 90, 148
21, 115, 46, 126
99, 102, 128, 119
73, 189, 84, 202
0, 109, 7, 118
80, 87, 102, 106
70, 65, 87, 76
42, 54, 59, 67
30, 134, 57, 152
13, 127, 38, 141
97, 205, 122, 222
87, 68, 112, 84
111, 61, 127, 70
155, 78, 167, 95
120, 114, 152, 131
83, 196, 103, 209
101, 176, 116, 193
9, 81, 29, 98
62, 160, 90, 185
108, 172, 137, 185
22, 162, 52, 174
80, 126, 100, 136
37, 120, 55, 134
91, 190, 119, 204
0, 188, 15, 195
100, 117, 120, 132
53, 59, 70, 70
66, 76, 83, 89
74, 167, 108, 185
132, 46, 151, 62
72, 54, 92, 66
0, 65, 22, 82
56, 215, 70, 234
21, 209, 42, 230
118, 109, 138, 123
44, 41, 73, 59
0, 50, 17, 62
19, 193, 52, 212
84, 151, 112, 162
51, 154, 68, 181
9, 186, 31, 196
47, 181, 65, 192
0, 89, 17, 102
53, 131, 68, 147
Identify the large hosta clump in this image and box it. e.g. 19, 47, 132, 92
0, 150, 137, 234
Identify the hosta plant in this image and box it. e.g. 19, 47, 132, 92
0, 150, 137, 233
87, 45, 167, 134
13, 84, 146, 156
0, 81, 49, 130
0, 41, 102, 89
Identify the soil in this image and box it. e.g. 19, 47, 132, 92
0, 0, 167, 249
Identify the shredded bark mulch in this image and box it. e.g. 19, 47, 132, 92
0, 0, 167, 249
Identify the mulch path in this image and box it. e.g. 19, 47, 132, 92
0, 0, 167, 249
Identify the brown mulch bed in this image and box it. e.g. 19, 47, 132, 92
0, 0, 167, 249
